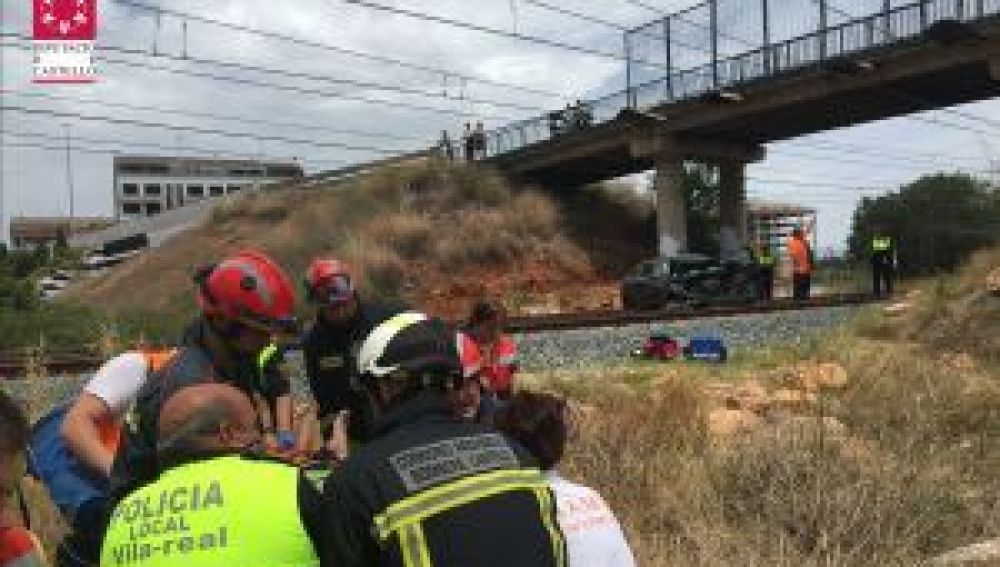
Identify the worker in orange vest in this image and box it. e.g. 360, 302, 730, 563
466, 301, 519, 401
787, 226, 813, 300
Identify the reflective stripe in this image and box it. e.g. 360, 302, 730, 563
374, 468, 564, 567
533, 486, 566, 567
374, 468, 547, 540
757, 253, 775, 266
258, 343, 279, 372
872, 236, 892, 252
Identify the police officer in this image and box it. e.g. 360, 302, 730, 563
754, 241, 776, 301
101, 383, 323, 567
320, 313, 567, 567
870, 226, 896, 299
301, 258, 406, 446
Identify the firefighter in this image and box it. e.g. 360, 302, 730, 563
754, 241, 776, 301
109, 250, 298, 508
319, 313, 566, 567
787, 226, 813, 300
301, 258, 407, 447
870, 226, 896, 299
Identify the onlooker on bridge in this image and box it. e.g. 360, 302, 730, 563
462, 122, 475, 161
0, 390, 48, 567
438, 130, 454, 161
473, 121, 487, 160
495, 391, 636, 567
788, 226, 813, 300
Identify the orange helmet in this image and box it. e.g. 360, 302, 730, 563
195, 250, 297, 333
305, 258, 355, 304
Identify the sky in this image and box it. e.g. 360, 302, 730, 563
1, 0, 998, 252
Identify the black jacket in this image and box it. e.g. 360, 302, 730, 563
302, 300, 406, 427
109, 319, 260, 502
319, 392, 566, 567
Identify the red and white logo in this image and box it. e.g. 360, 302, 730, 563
33, 0, 98, 83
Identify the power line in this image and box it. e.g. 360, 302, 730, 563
2, 130, 349, 167
2, 90, 424, 142
112, 0, 568, 99
1, 105, 408, 154
335, 0, 628, 62
1, 39, 520, 122
0, 32, 544, 114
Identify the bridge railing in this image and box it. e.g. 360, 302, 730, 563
482, 0, 999, 161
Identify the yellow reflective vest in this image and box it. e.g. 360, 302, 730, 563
872, 236, 892, 252
101, 455, 317, 567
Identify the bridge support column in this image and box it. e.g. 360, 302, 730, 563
719, 160, 747, 258
654, 157, 687, 257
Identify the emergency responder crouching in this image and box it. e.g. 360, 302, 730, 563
870, 226, 896, 299
320, 312, 567, 567
100, 383, 324, 567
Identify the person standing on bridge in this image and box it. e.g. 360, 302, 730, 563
870, 225, 896, 299
100, 383, 325, 567
788, 226, 813, 300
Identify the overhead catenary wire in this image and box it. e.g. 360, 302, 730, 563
1, 105, 409, 154
0, 39, 521, 122
2, 90, 424, 142
112, 0, 568, 99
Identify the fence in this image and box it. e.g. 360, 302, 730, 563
482, 0, 1000, 159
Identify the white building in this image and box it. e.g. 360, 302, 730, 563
113, 156, 303, 219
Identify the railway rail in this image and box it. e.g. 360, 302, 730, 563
0, 293, 876, 377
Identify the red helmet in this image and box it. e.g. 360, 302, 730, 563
305, 258, 355, 304
196, 250, 296, 332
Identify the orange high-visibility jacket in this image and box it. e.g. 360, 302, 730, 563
787, 236, 812, 275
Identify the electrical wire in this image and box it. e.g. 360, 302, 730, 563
112, 0, 568, 99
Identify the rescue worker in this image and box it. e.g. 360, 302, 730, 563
787, 226, 813, 300
110, 250, 297, 508
466, 301, 519, 401
28, 348, 176, 567
870, 226, 896, 299
301, 257, 406, 445
1, 390, 48, 567
256, 342, 297, 452
100, 383, 324, 567
755, 241, 776, 301
319, 312, 567, 567
450, 332, 493, 424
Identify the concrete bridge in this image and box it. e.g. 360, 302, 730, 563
481, 0, 1000, 257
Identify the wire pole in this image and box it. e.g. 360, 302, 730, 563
63, 123, 75, 224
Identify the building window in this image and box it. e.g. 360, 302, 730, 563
122, 203, 142, 215
146, 203, 162, 215
144, 184, 162, 196
187, 185, 204, 197
122, 183, 139, 196
227, 185, 244, 193
209, 185, 225, 197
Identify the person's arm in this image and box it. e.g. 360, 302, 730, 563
60, 393, 116, 478
62, 352, 148, 479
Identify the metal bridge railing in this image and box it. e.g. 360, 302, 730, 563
481, 0, 999, 161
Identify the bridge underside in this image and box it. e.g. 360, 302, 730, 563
487, 18, 1000, 189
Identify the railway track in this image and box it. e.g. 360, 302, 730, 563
0, 293, 876, 376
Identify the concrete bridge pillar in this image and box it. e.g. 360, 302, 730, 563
654, 157, 687, 257
719, 160, 748, 258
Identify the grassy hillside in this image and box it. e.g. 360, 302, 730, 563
65, 160, 652, 338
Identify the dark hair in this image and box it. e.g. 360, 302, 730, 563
0, 389, 29, 457
494, 392, 567, 470
469, 301, 504, 327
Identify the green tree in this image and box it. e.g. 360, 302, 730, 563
847, 173, 1000, 275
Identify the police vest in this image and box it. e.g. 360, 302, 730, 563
872, 236, 892, 252
101, 456, 317, 567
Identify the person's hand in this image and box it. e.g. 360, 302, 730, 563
324, 410, 351, 462
276, 430, 296, 451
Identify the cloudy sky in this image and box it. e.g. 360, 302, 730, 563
2, 0, 997, 252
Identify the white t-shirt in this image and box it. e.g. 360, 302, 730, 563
82, 351, 150, 416
548, 472, 637, 567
